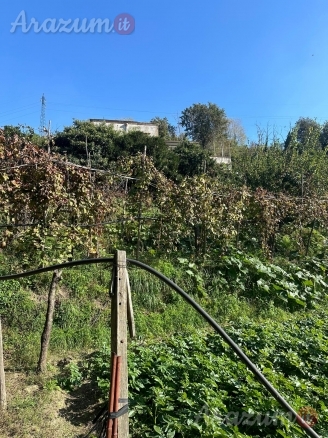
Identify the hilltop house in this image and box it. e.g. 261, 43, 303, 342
90, 119, 231, 164
90, 119, 159, 137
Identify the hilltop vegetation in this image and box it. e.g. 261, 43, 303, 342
0, 112, 328, 437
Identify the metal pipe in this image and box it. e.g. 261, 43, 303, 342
107, 353, 117, 438
113, 356, 122, 438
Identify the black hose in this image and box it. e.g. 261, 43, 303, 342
0, 256, 321, 437
0, 258, 114, 280
127, 258, 321, 438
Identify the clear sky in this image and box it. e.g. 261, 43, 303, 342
1, 0, 328, 142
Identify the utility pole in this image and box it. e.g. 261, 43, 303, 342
39, 95, 53, 153
45, 121, 52, 154
39, 94, 46, 137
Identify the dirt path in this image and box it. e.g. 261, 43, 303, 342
0, 371, 101, 438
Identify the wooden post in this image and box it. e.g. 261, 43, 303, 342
0, 316, 7, 411
37, 269, 62, 373
126, 271, 136, 339
110, 251, 129, 437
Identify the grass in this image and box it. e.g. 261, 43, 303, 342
0, 366, 95, 438
0, 250, 326, 437
1, 253, 302, 371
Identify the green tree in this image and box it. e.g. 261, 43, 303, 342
0, 130, 115, 372
227, 118, 247, 146
3, 124, 41, 146
319, 120, 328, 149
112, 129, 175, 173
230, 137, 328, 197
170, 140, 216, 180
180, 103, 229, 151
54, 120, 175, 173
284, 117, 322, 152
54, 120, 117, 168
150, 117, 177, 140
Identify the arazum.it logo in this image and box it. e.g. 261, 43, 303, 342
10, 11, 135, 35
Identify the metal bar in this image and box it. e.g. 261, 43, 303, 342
107, 353, 117, 438
113, 356, 122, 438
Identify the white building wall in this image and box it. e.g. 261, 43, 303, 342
90, 119, 159, 137
212, 156, 232, 165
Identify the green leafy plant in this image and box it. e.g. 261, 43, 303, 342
57, 362, 84, 391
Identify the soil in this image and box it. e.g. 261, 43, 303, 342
0, 369, 103, 438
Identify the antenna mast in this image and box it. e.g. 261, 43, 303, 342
39, 94, 46, 136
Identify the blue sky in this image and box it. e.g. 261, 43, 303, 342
1, 0, 328, 142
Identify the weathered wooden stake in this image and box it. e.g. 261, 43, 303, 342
110, 250, 129, 437
37, 269, 62, 373
0, 316, 7, 411
126, 271, 136, 339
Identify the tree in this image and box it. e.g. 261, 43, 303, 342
116, 153, 173, 255
37, 270, 62, 373
150, 117, 177, 140
295, 117, 321, 146
54, 120, 175, 172
320, 120, 328, 149
180, 103, 229, 151
2, 125, 41, 147
54, 120, 117, 168
170, 140, 216, 180
0, 130, 115, 372
112, 129, 174, 173
227, 119, 247, 146
284, 117, 322, 152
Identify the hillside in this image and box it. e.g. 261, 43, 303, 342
0, 125, 328, 437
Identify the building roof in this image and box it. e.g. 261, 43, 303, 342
90, 119, 157, 126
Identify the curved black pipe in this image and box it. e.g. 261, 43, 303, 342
0, 258, 114, 280
0, 257, 321, 437
127, 258, 321, 438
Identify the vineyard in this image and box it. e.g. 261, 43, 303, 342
0, 123, 328, 437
